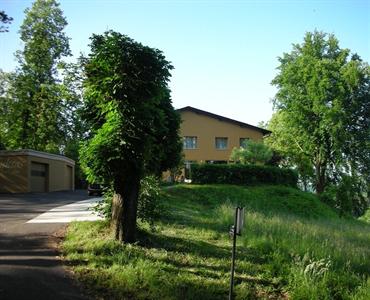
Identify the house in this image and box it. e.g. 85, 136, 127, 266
176, 106, 271, 179
0, 149, 75, 193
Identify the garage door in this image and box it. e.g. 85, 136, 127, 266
66, 165, 73, 190
30, 162, 48, 192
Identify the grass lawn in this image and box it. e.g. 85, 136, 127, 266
62, 184, 370, 299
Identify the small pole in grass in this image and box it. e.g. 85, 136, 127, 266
229, 207, 245, 300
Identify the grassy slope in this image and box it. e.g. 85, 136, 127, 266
63, 185, 370, 299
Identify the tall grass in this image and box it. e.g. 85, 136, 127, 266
216, 201, 370, 299
63, 184, 370, 299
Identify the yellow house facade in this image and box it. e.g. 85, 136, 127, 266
174, 106, 271, 179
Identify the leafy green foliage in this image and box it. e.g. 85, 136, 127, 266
63, 184, 369, 299
0, 0, 83, 154
92, 186, 113, 219
79, 31, 182, 242
230, 140, 273, 165
268, 31, 370, 208
320, 175, 369, 217
359, 208, 370, 223
137, 176, 163, 226
191, 163, 297, 187
266, 111, 315, 191
93, 176, 163, 226
80, 31, 181, 184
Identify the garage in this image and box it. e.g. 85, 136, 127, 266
0, 149, 75, 193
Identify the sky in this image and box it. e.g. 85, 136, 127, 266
1, 0, 369, 126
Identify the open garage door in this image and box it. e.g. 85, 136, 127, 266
30, 162, 48, 192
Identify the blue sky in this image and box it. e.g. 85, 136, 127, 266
1, 0, 369, 126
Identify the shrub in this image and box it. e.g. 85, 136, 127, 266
93, 176, 163, 226
320, 175, 369, 217
137, 175, 162, 225
230, 140, 273, 165
92, 186, 113, 219
191, 164, 297, 187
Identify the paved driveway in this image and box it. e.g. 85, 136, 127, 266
0, 190, 101, 300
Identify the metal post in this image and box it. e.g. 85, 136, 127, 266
229, 207, 238, 300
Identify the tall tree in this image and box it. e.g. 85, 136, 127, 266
80, 31, 182, 243
0, 0, 72, 152
269, 31, 369, 213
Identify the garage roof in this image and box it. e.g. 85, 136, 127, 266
0, 149, 75, 165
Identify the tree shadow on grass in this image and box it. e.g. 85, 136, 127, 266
138, 229, 229, 258
136, 229, 273, 282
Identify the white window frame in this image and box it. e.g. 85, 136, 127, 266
183, 136, 198, 149
215, 137, 228, 150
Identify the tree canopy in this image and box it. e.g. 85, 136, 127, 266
0, 0, 77, 153
268, 31, 369, 215
80, 31, 182, 242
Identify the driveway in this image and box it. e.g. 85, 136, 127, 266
0, 190, 102, 300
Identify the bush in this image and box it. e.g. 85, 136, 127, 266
93, 176, 163, 226
137, 175, 162, 225
320, 175, 369, 218
191, 164, 298, 187
230, 140, 273, 165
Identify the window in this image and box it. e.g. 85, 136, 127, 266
215, 137, 228, 149
239, 138, 250, 148
183, 136, 197, 149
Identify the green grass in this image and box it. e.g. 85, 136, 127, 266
359, 208, 370, 224
63, 185, 370, 299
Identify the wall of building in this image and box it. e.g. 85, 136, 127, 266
0, 155, 28, 193
27, 155, 74, 192
0, 150, 75, 193
180, 110, 264, 162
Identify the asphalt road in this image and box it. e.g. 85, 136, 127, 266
0, 190, 96, 300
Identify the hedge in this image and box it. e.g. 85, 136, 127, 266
191, 164, 298, 187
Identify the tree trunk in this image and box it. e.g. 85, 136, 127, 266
121, 176, 140, 243
111, 192, 124, 241
315, 163, 326, 194
302, 177, 308, 192
111, 175, 141, 243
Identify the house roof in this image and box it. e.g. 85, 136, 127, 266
177, 106, 271, 136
